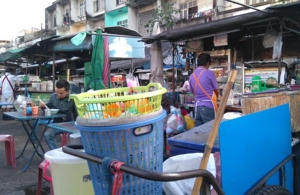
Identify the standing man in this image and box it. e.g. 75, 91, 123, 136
189, 53, 220, 126
40, 79, 78, 150
0, 67, 19, 119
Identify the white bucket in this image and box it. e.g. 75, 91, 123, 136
41, 82, 47, 91
47, 83, 53, 91
44, 148, 94, 195
32, 83, 41, 91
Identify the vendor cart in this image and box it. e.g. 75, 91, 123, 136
62, 104, 298, 195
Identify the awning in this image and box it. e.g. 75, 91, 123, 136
51, 36, 93, 52
110, 42, 172, 70
48, 26, 141, 53
0, 47, 27, 62
141, 9, 278, 44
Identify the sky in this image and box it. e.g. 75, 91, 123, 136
0, 0, 54, 40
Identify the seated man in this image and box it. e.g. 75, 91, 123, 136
40, 79, 78, 150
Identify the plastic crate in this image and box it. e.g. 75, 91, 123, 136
69, 83, 166, 119
75, 110, 167, 195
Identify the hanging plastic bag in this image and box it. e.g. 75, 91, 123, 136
126, 73, 138, 88
263, 21, 277, 48
272, 33, 283, 60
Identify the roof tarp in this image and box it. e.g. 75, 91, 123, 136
51, 36, 93, 52
0, 47, 27, 62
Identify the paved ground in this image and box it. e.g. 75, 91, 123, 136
0, 112, 54, 195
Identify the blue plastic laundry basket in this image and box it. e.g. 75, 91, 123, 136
75, 109, 166, 195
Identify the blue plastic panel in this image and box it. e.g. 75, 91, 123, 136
220, 104, 293, 194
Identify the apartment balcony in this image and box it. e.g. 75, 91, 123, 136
125, 0, 156, 8
57, 24, 71, 31
71, 16, 86, 27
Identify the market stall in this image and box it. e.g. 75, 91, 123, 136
242, 90, 300, 133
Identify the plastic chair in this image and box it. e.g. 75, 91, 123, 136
60, 133, 69, 147
36, 160, 53, 195
0, 135, 16, 169
36, 134, 68, 195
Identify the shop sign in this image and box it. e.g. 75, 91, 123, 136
244, 67, 285, 90
108, 36, 145, 58
110, 75, 125, 82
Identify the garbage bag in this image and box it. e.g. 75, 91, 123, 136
163, 153, 216, 195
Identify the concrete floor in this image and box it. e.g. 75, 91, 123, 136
0, 113, 53, 195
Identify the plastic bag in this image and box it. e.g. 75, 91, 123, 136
163, 153, 216, 195
263, 21, 277, 48
126, 73, 139, 88
184, 115, 195, 130
226, 89, 234, 105
166, 106, 186, 134
272, 33, 283, 60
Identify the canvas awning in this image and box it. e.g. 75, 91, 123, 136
51, 36, 93, 52
0, 47, 27, 62
140, 5, 300, 44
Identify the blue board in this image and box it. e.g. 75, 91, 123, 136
168, 119, 220, 154
220, 104, 293, 194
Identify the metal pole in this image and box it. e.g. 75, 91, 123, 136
172, 44, 175, 92
52, 53, 56, 92
277, 23, 283, 84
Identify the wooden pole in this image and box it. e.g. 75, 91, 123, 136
191, 70, 237, 195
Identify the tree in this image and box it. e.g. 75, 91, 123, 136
144, 2, 180, 35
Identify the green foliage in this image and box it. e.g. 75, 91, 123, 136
144, 2, 180, 35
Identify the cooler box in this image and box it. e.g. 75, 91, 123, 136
168, 119, 220, 156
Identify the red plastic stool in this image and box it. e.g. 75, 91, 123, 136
37, 134, 68, 195
36, 160, 54, 195
0, 135, 16, 169
60, 133, 69, 147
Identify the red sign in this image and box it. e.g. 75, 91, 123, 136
111, 75, 125, 82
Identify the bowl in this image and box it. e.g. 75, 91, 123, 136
50, 109, 59, 115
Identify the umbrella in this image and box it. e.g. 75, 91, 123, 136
89, 29, 106, 90
102, 36, 110, 88
150, 22, 164, 86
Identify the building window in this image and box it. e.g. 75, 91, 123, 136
54, 16, 56, 27
93, 0, 103, 12
79, 1, 86, 17
116, 0, 123, 5
180, 0, 197, 19
117, 19, 128, 27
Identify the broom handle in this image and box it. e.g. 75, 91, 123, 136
191, 70, 237, 195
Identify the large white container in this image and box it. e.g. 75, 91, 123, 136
47, 81, 53, 91
44, 148, 94, 195
41, 82, 47, 91
32, 83, 41, 91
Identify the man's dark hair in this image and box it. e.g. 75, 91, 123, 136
5, 67, 13, 73
197, 53, 211, 67
56, 79, 70, 91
